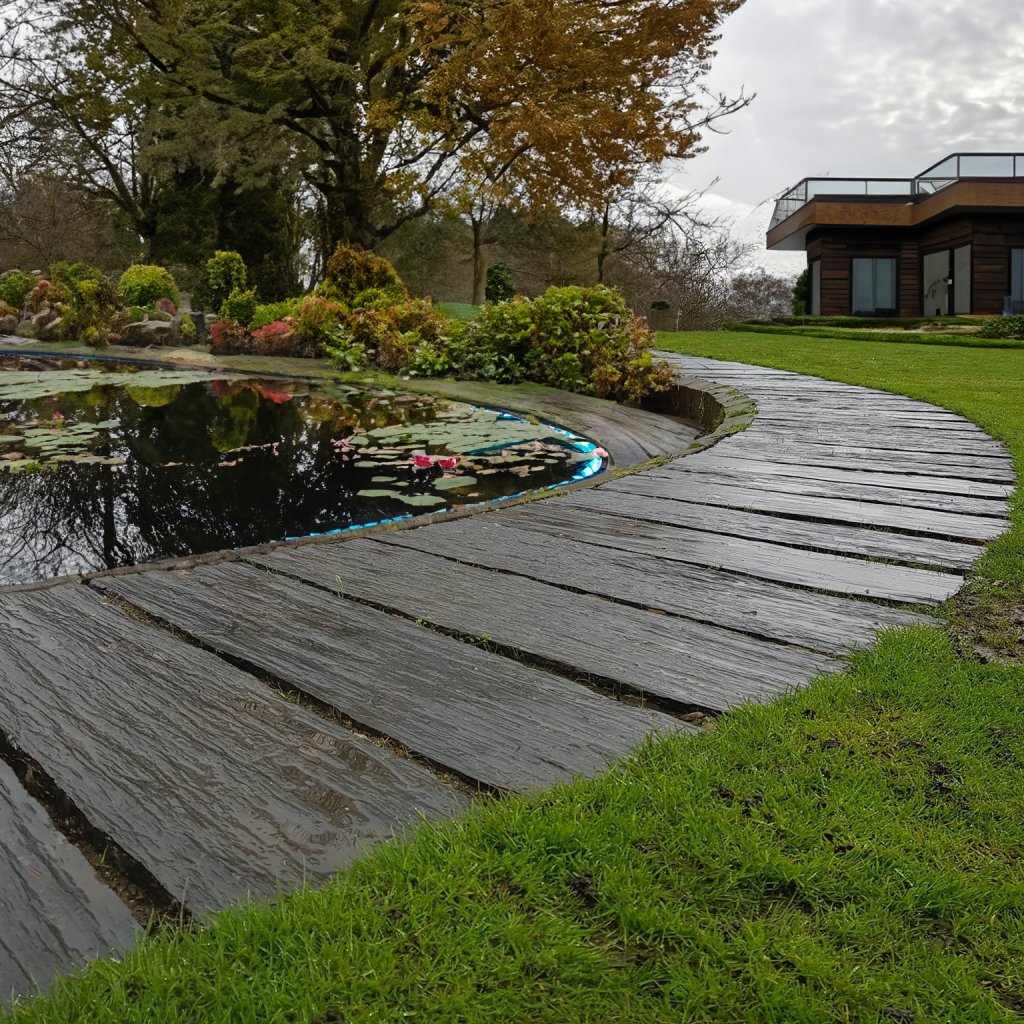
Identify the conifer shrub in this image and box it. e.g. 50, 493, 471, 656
316, 245, 406, 305
204, 251, 248, 311
118, 264, 179, 308
485, 262, 516, 303
219, 287, 259, 328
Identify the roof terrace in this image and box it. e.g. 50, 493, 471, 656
769, 152, 1024, 232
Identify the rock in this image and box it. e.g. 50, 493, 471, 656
35, 314, 63, 342
0, 313, 17, 335
118, 320, 177, 346
31, 307, 59, 337
188, 311, 207, 341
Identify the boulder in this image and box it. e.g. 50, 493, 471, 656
31, 307, 59, 337
119, 319, 176, 346
0, 313, 17, 335
34, 313, 63, 342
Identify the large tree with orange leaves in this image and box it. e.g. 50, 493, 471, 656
5, 0, 747, 251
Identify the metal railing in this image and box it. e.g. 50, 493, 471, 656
769, 152, 1024, 230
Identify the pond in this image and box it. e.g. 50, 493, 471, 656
0, 356, 607, 585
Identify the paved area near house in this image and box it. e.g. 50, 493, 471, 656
0, 355, 1013, 1002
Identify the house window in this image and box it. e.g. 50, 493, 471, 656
1012, 249, 1024, 305
851, 258, 897, 316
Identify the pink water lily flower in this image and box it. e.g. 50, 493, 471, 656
51, 410, 64, 422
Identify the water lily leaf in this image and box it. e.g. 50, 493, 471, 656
434, 475, 478, 490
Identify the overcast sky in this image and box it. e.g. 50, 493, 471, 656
671, 0, 1024, 275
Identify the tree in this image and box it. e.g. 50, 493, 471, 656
3, 0, 748, 255
729, 268, 795, 321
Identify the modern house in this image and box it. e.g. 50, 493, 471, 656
767, 153, 1024, 317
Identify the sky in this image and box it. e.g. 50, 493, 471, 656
671, 0, 1024, 276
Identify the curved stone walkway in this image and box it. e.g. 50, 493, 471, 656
0, 356, 1013, 1003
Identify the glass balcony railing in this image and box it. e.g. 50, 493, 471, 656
769, 153, 1024, 230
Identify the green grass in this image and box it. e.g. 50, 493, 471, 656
435, 302, 482, 322
7, 329, 1024, 1023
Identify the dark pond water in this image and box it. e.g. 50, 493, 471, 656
0, 356, 606, 585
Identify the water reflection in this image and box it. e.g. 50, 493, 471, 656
0, 358, 603, 584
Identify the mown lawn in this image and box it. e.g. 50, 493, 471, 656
7, 331, 1024, 1024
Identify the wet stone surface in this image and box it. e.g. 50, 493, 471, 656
0, 356, 606, 585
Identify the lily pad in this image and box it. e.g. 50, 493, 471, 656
434, 475, 478, 490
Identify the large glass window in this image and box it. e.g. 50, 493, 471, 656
851, 258, 896, 316
1012, 249, 1024, 307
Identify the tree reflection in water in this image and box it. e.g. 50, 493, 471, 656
0, 365, 588, 585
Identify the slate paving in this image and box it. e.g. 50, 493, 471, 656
0, 354, 1013, 1004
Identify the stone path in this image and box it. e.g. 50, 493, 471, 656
0, 355, 1013, 1003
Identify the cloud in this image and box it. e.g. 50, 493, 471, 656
666, 0, 1024, 268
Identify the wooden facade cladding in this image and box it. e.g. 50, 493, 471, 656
802, 213, 1024, 316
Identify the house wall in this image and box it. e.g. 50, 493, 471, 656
806, 214, 1024, 316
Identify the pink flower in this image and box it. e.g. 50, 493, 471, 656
412, 453, 434, 468
436, 456, 460, 470
52, 410, 64, 422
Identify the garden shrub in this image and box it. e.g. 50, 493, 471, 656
0, 269, 35, 310
352, 285, 408, 311
0, 299, 17, 320
389, 298, 446, 343
407, 338, 452, 377
205, 251, 248, 311
209, 318, 250, 355
321, 283, 670, 405
249, 320, 294, 356
118, 264, 179, 308
219, 287, 259, 328
49, 262, 119, 340
316, 245, 406, 305
977, 314, 1024, 340
29, 280, 48, 311
251, 299, 300, 331
324, 328, 370, 371
179, 314, 197, 342
485, 262, 516, 303
292, 295, 347, 352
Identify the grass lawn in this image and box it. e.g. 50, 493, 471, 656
434, 301, 482, 322
7, 331, 1024, 1023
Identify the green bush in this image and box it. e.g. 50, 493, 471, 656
250, 299, 300, 330
219, 287, 259, 328
977, 314, 1024, 340
205, 251, 248, 311
323, 330, 370, 371
324, 283, 673, 404
352, 285, 408, 311
179, 315, 197, 342
118, 264, 179, 308
316, 245, 406, 305
49, 262, 119, 340
485, 262, 516, 303
508, 285, 673, 403
292, 295, 347, 354
0, 269, 35, 310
